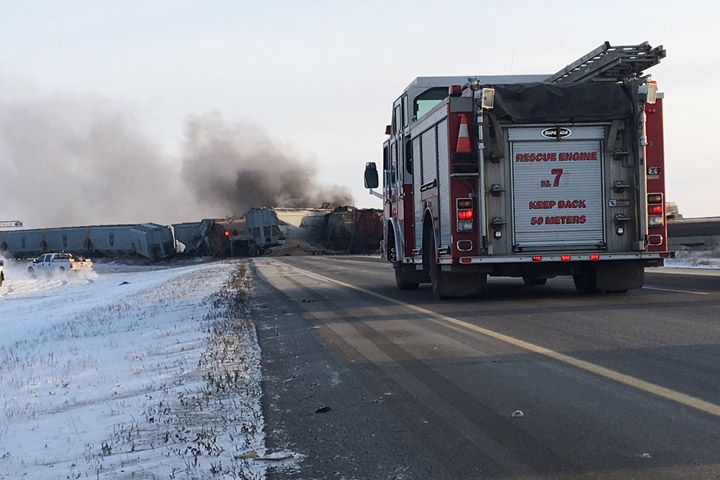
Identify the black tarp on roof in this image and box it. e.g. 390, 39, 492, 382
490, 82, 634, 124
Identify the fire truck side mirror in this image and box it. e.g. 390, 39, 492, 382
364, 162, 379, 189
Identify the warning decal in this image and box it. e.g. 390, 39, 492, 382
512, 138, 604, 248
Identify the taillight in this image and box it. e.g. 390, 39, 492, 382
589, 254, 600, 260
561, 255, 571, 261
456, 198, 474, 232
532, 256, 542, 262
647, 193, 664, 227
224, 230, 230, 237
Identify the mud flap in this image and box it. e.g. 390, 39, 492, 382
395, 264, 427, 291
433, 269, 487, 299
595, 261, 644, 292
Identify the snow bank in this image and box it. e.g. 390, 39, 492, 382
0, 260, 271, 479
664, 246, 720, 269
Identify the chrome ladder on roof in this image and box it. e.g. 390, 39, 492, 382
546, 41, 666, 84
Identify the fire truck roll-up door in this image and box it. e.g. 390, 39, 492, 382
412, 106, 452, 254
509, 126, 605, 250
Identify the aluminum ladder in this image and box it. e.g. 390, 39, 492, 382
546, 41, 666, 84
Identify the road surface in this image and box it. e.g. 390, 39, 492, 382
250, 256, 720, 479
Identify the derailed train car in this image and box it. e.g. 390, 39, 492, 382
323, 206, 383, 253
174, 207, 383, 257
0, 207, 383, 261
0, 223, 174, 261
173, 208, 284, 257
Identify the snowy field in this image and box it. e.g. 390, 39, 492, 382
0, 258, 277, 479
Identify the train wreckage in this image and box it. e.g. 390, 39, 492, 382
0, 206, 382, 261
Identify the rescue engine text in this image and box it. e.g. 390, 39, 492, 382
515, 152, 598, 162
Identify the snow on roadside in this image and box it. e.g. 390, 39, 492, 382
0, 259, 273, 479
664, 246, 720, 269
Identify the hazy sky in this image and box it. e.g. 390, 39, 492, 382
1, 0, 719, 226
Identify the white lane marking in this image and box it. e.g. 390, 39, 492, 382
643, 287, 710, 295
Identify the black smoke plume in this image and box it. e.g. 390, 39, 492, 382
0, 90, 353, 228
180, 113, 353, 213
0, 93, 183, 227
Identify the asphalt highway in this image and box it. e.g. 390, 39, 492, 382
250, 256, 720, 479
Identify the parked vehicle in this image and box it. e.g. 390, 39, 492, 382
364, 42, 672, 298
27, 253, 93, 275
0, 259, 4, 286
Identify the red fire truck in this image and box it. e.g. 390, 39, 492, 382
364, 42, 672, 298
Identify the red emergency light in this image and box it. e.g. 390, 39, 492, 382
458, 210, 473, 220
648, 205, 663, 215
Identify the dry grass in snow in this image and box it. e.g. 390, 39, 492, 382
0, 260, 275, 479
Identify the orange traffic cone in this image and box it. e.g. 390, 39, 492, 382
456, 114, 471, 153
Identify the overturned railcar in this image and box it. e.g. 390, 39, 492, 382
0, 223, 174, 261
172, 208, 283, 257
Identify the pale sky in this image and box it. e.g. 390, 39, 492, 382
1, 0, 719, 225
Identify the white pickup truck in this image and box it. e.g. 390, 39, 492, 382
27, 253, 93, 275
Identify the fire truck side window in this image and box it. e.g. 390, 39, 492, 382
414, 87, 448, 120
405, 139, 413, 175
383, 144, 389, 171
391, 141, 398, 185
401, 95, 407, 128
393, 104, 402, 134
